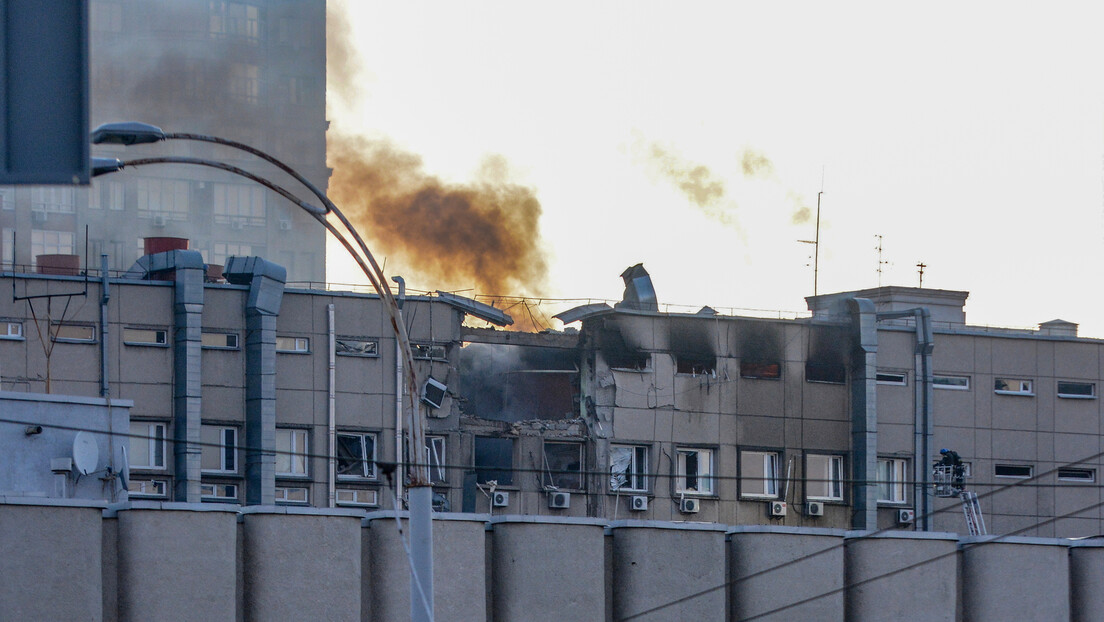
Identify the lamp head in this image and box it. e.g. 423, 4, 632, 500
91, 122, 167, 145
91, 157, 124, 177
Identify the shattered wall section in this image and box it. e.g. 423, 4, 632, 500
457, 343, 578, 422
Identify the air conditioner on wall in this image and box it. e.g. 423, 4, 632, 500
492, 491, 509, 508
152, 215, 167, 227
805, 501, 824, 517
279, 219, 292, 231
630, 495, 648, 511
679, 497, 700, 514
548, 491, 570, 509
769, 500, 787, 517
897, 509, 916, 524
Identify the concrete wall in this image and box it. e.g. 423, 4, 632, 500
3, 500, 1102, 622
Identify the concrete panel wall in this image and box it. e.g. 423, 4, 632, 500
728, 526, 846, 621
0, 500, 105, 622
364, 512, 488, 622
241, 507, 362, 622
960, 536, 1071, 622
844, 531, 958, 621
1070, 541, 1104, 622
489, 516, 606, 622
113, 503, 238, 622
608, 521, 727, 621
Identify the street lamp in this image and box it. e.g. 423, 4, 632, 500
92, 124, 436, 621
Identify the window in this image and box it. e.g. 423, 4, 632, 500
212, 183, 265, 225
2, 228, 13, 269
275, 429, 309, 476
806, 454, 844, 501
200, 483, 238, 502
1, 321, 23, 340
201, 426, 237, 473
276, 336, 309, 353
876, 458, 908, 504
933, 375, 970, 390
51, 324, 96, 343
105, 181, 124, 210
676, 448, 714, 495
677, 355, 715, 376
995, 464, 1033, 478
336, 488, 378, 507
740, 362, 781, 380
130, 422, 167, 469
31, 187, 75, 213
210, 242, 254, 267
474, 436, 514, 486
31, 230, 75, 266
1058, 381, 1096, 399
136, 178, 188, 219
806, 361, 846, 384
202, 332, 239, 349
994, 378, 1033, 395
127, 479, 168, 498
336, 433, 376, 479
876, 372, 908, 386
610, 445, 649, 493
210, 2, 261, 40
0, 188, 13, 210
336, 338, 378, 357
542, 441, 584, 490
1058, 468, 1096, 482
413, 343, 447, 360
425, 436, 447, 484
123, 328, 168, 346
229, 62, 260, 104
606, 351, 651, 371
275, 487, 309, 504
740, 450, 780, 498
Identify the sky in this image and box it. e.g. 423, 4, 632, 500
325, 2, 1104, 336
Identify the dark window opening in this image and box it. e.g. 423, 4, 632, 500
876, 372, 907, 386
1058, 381, 1095, 398
741, 362, 781, 379
806, 361, 845, 384
677, 355, 716, 376
606, 350, 650, 371
995, 464, 1033, 478
474, 436, 514, 486
1058, 468, 1095, 482
542, 442, 584, 490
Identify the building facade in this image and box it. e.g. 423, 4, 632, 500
0, 0, 328, 282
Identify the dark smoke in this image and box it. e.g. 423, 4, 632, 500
326, 2, 362, 112
327, 134, 550, 302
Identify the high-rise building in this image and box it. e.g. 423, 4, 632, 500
0, 0, 328, 283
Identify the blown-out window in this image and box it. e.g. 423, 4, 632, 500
676, 447, 714, 495
610, 445, 649, 493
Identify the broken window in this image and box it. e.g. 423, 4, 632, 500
740, 362, 781, 380
676, 448, 714, 495
542, 441, 584, 490
806, 454, 844, 501
606, 350, 651, 371
474, 436, 514, 486
336, 433, 376, 479
413, 343, 447, 360
407, 435, 448, 484
610, 445, 649, 493
805, 361, 845, 384
994, 378, 1033, 395
677, 354, 716, 376
336, 338, 378, 357
739, 450, 779, 498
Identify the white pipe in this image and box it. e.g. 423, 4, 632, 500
328, 304, 336, 508
393, 277, 406, 506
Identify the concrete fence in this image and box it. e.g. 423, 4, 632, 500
2, 497, 1102, 622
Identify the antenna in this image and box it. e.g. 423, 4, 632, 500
875, 235, 890, 286
917, 261, 927, 288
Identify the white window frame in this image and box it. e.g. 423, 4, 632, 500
130, 422, 167, 470
876, 457, 909, 504
994, 378, 1034, 396
933, 375, 970, 390
1057, 468, 1096, 483
610, 444, 649, 493
275, 428, 309, 477
275, 486, 310, 504
0, 321, 23, 340
1057, 381, 1096, 399
994, 464, 1033, 479
413, 343, 447, 360
275, 336, 310, 353
336, 432, 377, 480
122, 327, 168, 346
51, 323, 96, 343
201, 426, 238, 474
875, 372, 908, 386
425, 435, 448, 484
202, 332, 240, 349
127, 479, 168, 498
200, 482, 239, 502
675, 447, 715, 496
335, 488, 379, 507
739, 450, 780, 499
806, 454, 844, 502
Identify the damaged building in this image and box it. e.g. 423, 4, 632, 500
4, 253, 1104, 538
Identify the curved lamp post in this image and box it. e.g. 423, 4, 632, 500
92, 124, 436, 621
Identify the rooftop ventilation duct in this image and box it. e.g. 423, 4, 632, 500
615, 263, 658, 312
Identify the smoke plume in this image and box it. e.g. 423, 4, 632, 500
646, 143, 726, 208
740, 148, 775, 178
327, 134, 550, 304
326, 2, 362, 113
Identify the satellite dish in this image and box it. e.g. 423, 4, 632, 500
119, 446, 130, 489
72, 432, 99, 475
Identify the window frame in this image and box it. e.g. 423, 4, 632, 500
675, 447, 715, 496
50, 323, 96, 343
200, 482, 239, 503
425, 435, 448, 485
1057, 467, 1096, 483
336, 432, 377, 480
201, 332, 240, 350
275, 486, 310, 504
1057, 381, 1096, 399
994, 377, 1034, 396
127, 478, 168, 498
609, 444, 649, 493
473, 436, 515, 486
275, 336, 310, 353
739, 449, 781, 499
412, 342, 448, 361
805, 453, 845, 502
994, 464, 1034, 479
201, 425, 238, 474
0, 321, 23, 340
275, 428, 309, 477
122, 327, 168, 347
542, 440, 585, 491
932, 375, 970, 391
335, 337, 379, 357
335, 488, 379, 507
875, 372, 908, 386
876, 457, 909, 504
129, 421, 168, 470
739, 361, 781, 380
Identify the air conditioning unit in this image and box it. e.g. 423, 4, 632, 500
152, 215, 167, 227
279, 219, 292, 231
897, 508, 916, 525
805, 501, 824, 517
421, 377, 447, 409
32, 211, 47, 223
491, 491, 509, 508
769, 500, 787, 517
679, 497, 700, 514
548, 491, 570, 509
630, 495, 648, 511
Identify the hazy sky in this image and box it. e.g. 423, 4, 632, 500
327, 2, 1104, 336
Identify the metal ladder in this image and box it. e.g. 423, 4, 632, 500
961, 490, 987, 536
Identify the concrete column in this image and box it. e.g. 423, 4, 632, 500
172, 251, 206, 502
224, 257, 286, 506
608, 520, 727, 621
112, 502, 237, 622
959, 536, 1071, 621
728, 526, 846, 621
1070, 540, 1104, 621
240, 506, 362, 622
0, 499, 105, 621
844, 530, 958, 621
364, 511, 489, 622
847, 298, 878, 530
489, 516, 607, 622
